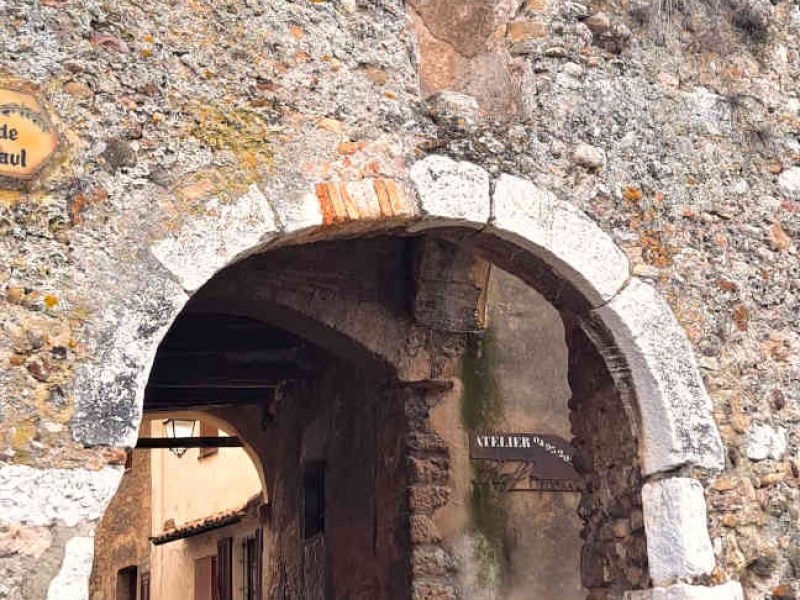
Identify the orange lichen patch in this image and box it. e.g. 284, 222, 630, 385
290, 24, 305, 39
623, 186, 642, 202
770, 221, 792, 251
315, 178, 411, 225
68, 185, 107, 225
43, 295, 58, 309
177, 179, 215, 203
337, 141, 361, 155
0, 190, 22, 206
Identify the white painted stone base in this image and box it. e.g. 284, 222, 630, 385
625, 581, 744, 599
47, 536, 95, 600
0, 466, 123, 527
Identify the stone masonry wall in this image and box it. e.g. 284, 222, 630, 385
567, 321, 650, 599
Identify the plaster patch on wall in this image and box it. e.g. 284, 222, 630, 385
0, 466, 122, 527
46, 536, 95, 600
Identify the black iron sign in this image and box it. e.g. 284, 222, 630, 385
469, 432, 581, 483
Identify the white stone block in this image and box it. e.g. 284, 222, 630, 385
272, 189, 324, 234
746, 423, 787, 461
625, 581, 744, 600
409, 155, 490, 226
490, 174, 629, 306
151, 183, 279, 292
594, 279, 725, 474
642, 478, 716, 585
573, 142, 606, 169
0, 466, 122, 527
778, 166, 800, 200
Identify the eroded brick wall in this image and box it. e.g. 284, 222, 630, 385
89, 425, 152, 600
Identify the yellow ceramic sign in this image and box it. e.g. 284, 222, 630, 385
0, 89, 58, 179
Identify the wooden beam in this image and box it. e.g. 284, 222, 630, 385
144, 386, 275, 409
135, 436, 243, 449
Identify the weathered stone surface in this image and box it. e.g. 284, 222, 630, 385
489, 173, 629, 307
584, 12, 612, 33
625, 581, 744, 599
425, 91, 481, 128
151, 184, 279, 292
46, 536, 95, 600
593, 279, 725, 475
777, 167, 800, 200
71, 274, 188, 447
745, 423, 787, 461
0, 466, 122, 527
410, 156, 490, 226
572, 142, 606, 169
0, 526, 53, 559
642, 478, 715, 585
271, 189, 324, 236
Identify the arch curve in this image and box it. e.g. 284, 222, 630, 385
66, 153, 726, 593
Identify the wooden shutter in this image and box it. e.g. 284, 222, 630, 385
216, 537, 233, 600
140, 572, 150, 600
211, 557, 219, 600
199, 421, 219, 458
254, 528, 263, 600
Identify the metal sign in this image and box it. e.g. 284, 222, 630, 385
0, 89, 58, 179
469, 431, 581, 482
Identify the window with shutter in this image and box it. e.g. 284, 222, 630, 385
199, 421, 219, 459
216, 537, 233, 600
115, 566, 137, 600
241, 529, 264, 600
303, 463, 325, 539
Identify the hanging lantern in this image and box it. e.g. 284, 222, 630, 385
162, 418, 197, 457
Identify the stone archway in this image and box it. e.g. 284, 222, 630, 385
11, 154, 737, 598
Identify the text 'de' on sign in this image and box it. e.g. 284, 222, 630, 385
469, 431, 582, 482
0, 88, 58, 179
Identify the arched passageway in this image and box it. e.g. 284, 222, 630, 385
40, 155, 731, 599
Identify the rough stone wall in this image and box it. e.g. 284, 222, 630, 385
89, 426, 151, 600
0, 0, 799, 596
567, 322, 649, 599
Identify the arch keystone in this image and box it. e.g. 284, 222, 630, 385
409, 155, 490, 227
592, 279, 725, 475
